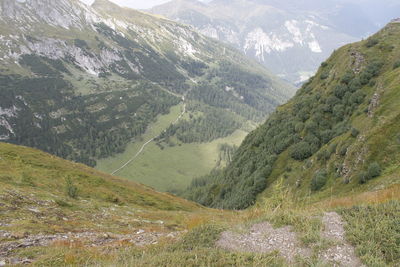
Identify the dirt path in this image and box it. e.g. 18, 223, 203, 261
320, 212, 364, 267
217, 212, 364, 266
216, 222, 311, 263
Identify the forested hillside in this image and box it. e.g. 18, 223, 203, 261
184, 21, 400, 209
0, 0, 293, 167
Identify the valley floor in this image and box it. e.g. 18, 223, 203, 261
96, 104, 248, 192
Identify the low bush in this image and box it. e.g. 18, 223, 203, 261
65, 177, 78, 199
311, 169, 328, 191
365, 39, 379, 48
359, 162, 382, 183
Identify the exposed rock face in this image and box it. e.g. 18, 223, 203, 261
0, 0, 98, 29
350, 49, 365, 74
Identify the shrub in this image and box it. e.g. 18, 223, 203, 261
317, 149, 330, 162
328, 143, 337, 154
290, 141, 312, 160
341, 71, 354, 84
334, 84, 348, 99
351, 127, 360, 138
339, 145, 348, 156
65, 177, 78, 199
320, 71, 329, 80
367, 162, 382, 178
359, 162, 382, 183
393, 61, 400, 70
311, 169, 328, 191
365, 38, 379, 48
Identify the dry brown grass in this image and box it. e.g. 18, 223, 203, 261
317, 184, 400, 209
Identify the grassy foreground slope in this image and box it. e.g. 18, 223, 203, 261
0, 142, 201, 231
184, 21, 400, 209
0, 142, 399, 266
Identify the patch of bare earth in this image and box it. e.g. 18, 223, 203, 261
320, 212, 364, 267
216, 222, 311, 263
216, 212, 364, 266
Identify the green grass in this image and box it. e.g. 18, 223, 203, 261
0, 142, 206, 236
96, 103, 248, 192
340, 201, 400, 266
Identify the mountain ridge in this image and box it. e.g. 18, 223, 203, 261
150, 0, 399, 84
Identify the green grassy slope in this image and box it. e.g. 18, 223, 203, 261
183, 22, 400, 209
0, 142, 205, 235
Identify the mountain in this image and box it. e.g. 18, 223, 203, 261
184, 20, 400, 209
0, 0, 294, 171
150, 0, 400, 84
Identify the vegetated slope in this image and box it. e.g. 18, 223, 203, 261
0, 141, 200, 222
150, 0, 399, 84
1, 142, 398, 266
0, 141, 223, 264
184, 21, 400, 209
0, 0, 294, 168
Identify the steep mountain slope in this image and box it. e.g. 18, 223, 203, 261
0, 0, 293, 170
184, 20, 400, 209
150, 0, 399, 84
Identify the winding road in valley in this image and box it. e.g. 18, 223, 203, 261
111, 97, 186, 175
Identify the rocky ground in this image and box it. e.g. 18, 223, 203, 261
0, 229, 182, 265
217, 212, 364, 266
320, 212, 363, 266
